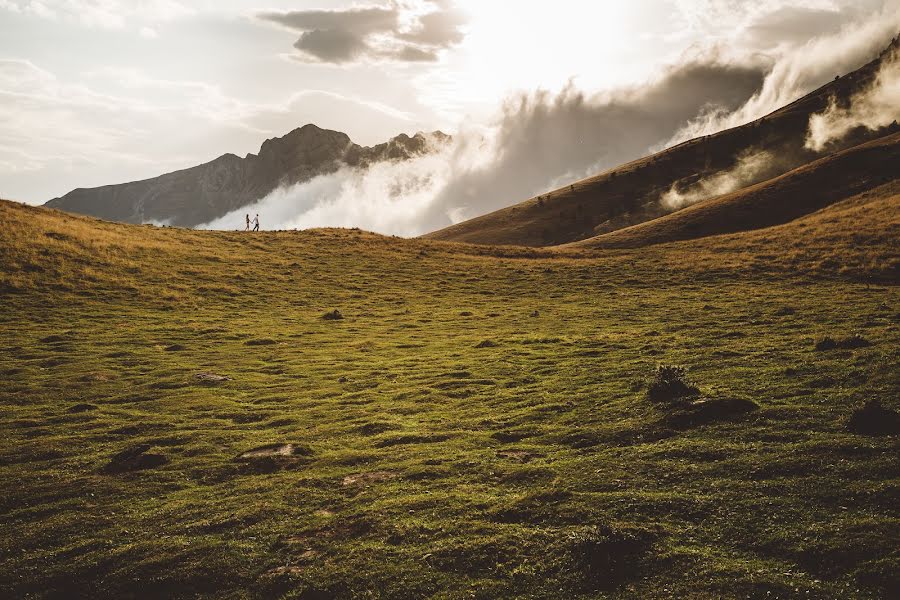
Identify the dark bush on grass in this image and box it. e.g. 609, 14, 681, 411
815, 334, 872, 351
647, 365, 700, 403
847, 400, 900, 436
102, 444, 167, 474
567, 525, 656, 590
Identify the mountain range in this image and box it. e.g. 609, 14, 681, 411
45, 126, 450, 228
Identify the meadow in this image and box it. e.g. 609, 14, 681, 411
0, 199, 897, 599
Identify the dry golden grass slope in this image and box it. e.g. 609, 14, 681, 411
567, 132, 900, 252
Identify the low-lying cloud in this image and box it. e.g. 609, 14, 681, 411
806, 42, 900, 151
200, 142, 466, 236
660, 149, 778, 210
669, 3, 900, 144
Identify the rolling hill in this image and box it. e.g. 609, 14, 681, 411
426, 37, 900, 247
566, 132, 900, 250
1, 169, 898, 598
44, 125, 450, 228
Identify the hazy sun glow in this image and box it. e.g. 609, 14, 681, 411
443, 1, 676, 100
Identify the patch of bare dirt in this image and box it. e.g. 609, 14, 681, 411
341, 471, 397, 487
239, 443, 312, 459
194, 372, 232, 383
497, 449, 541, 463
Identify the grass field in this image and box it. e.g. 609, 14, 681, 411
1, 198, 898, 599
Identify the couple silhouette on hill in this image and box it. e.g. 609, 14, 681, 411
245, 214, 260, 232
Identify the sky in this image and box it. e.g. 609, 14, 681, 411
0, 0, 897, 219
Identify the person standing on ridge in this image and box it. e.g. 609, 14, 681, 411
252, 214, 260, 232
245, 214, 250, 231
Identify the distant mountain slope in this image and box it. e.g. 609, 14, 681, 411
566, 132, 899, 249
425, 37, 900, 247
45, 125, 449, 228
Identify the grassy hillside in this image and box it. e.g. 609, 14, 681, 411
568, 133, 900, 251
425, 40, 899, 247
1, 199, 898, 599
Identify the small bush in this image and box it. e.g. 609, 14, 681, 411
567, 524, 656, 590
815, 334, 871, 351
647, 365, 700, 403
847, 400, 900, 436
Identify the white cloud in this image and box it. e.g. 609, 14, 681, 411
806, 44, 900, 151
667, 0, 900, 144
660, 149, 779, 210
199, 140, 468, 235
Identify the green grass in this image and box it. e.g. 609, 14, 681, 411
0, 201, 898, 599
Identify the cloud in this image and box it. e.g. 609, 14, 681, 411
415, 59, 766, 231
257, 1, 467, 64
668, 1, 900, 144
745, 6, 851, 46
806, 41, 900, 151
199, 139, 461, 236
660, 149, 778, 210
197, 3, 898, 237
671, 0, 884, 44
199, 58, 765, 236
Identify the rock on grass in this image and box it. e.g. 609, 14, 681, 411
102, 444, 167, 474
665, 397, 759, 429
238, 443, 312, 459
236, 443, 314, 474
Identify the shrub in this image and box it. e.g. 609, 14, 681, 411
647, 365, 700, 403
847, 400, 900, 436
815, 334, 871, 351
567, 524, 656, 590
